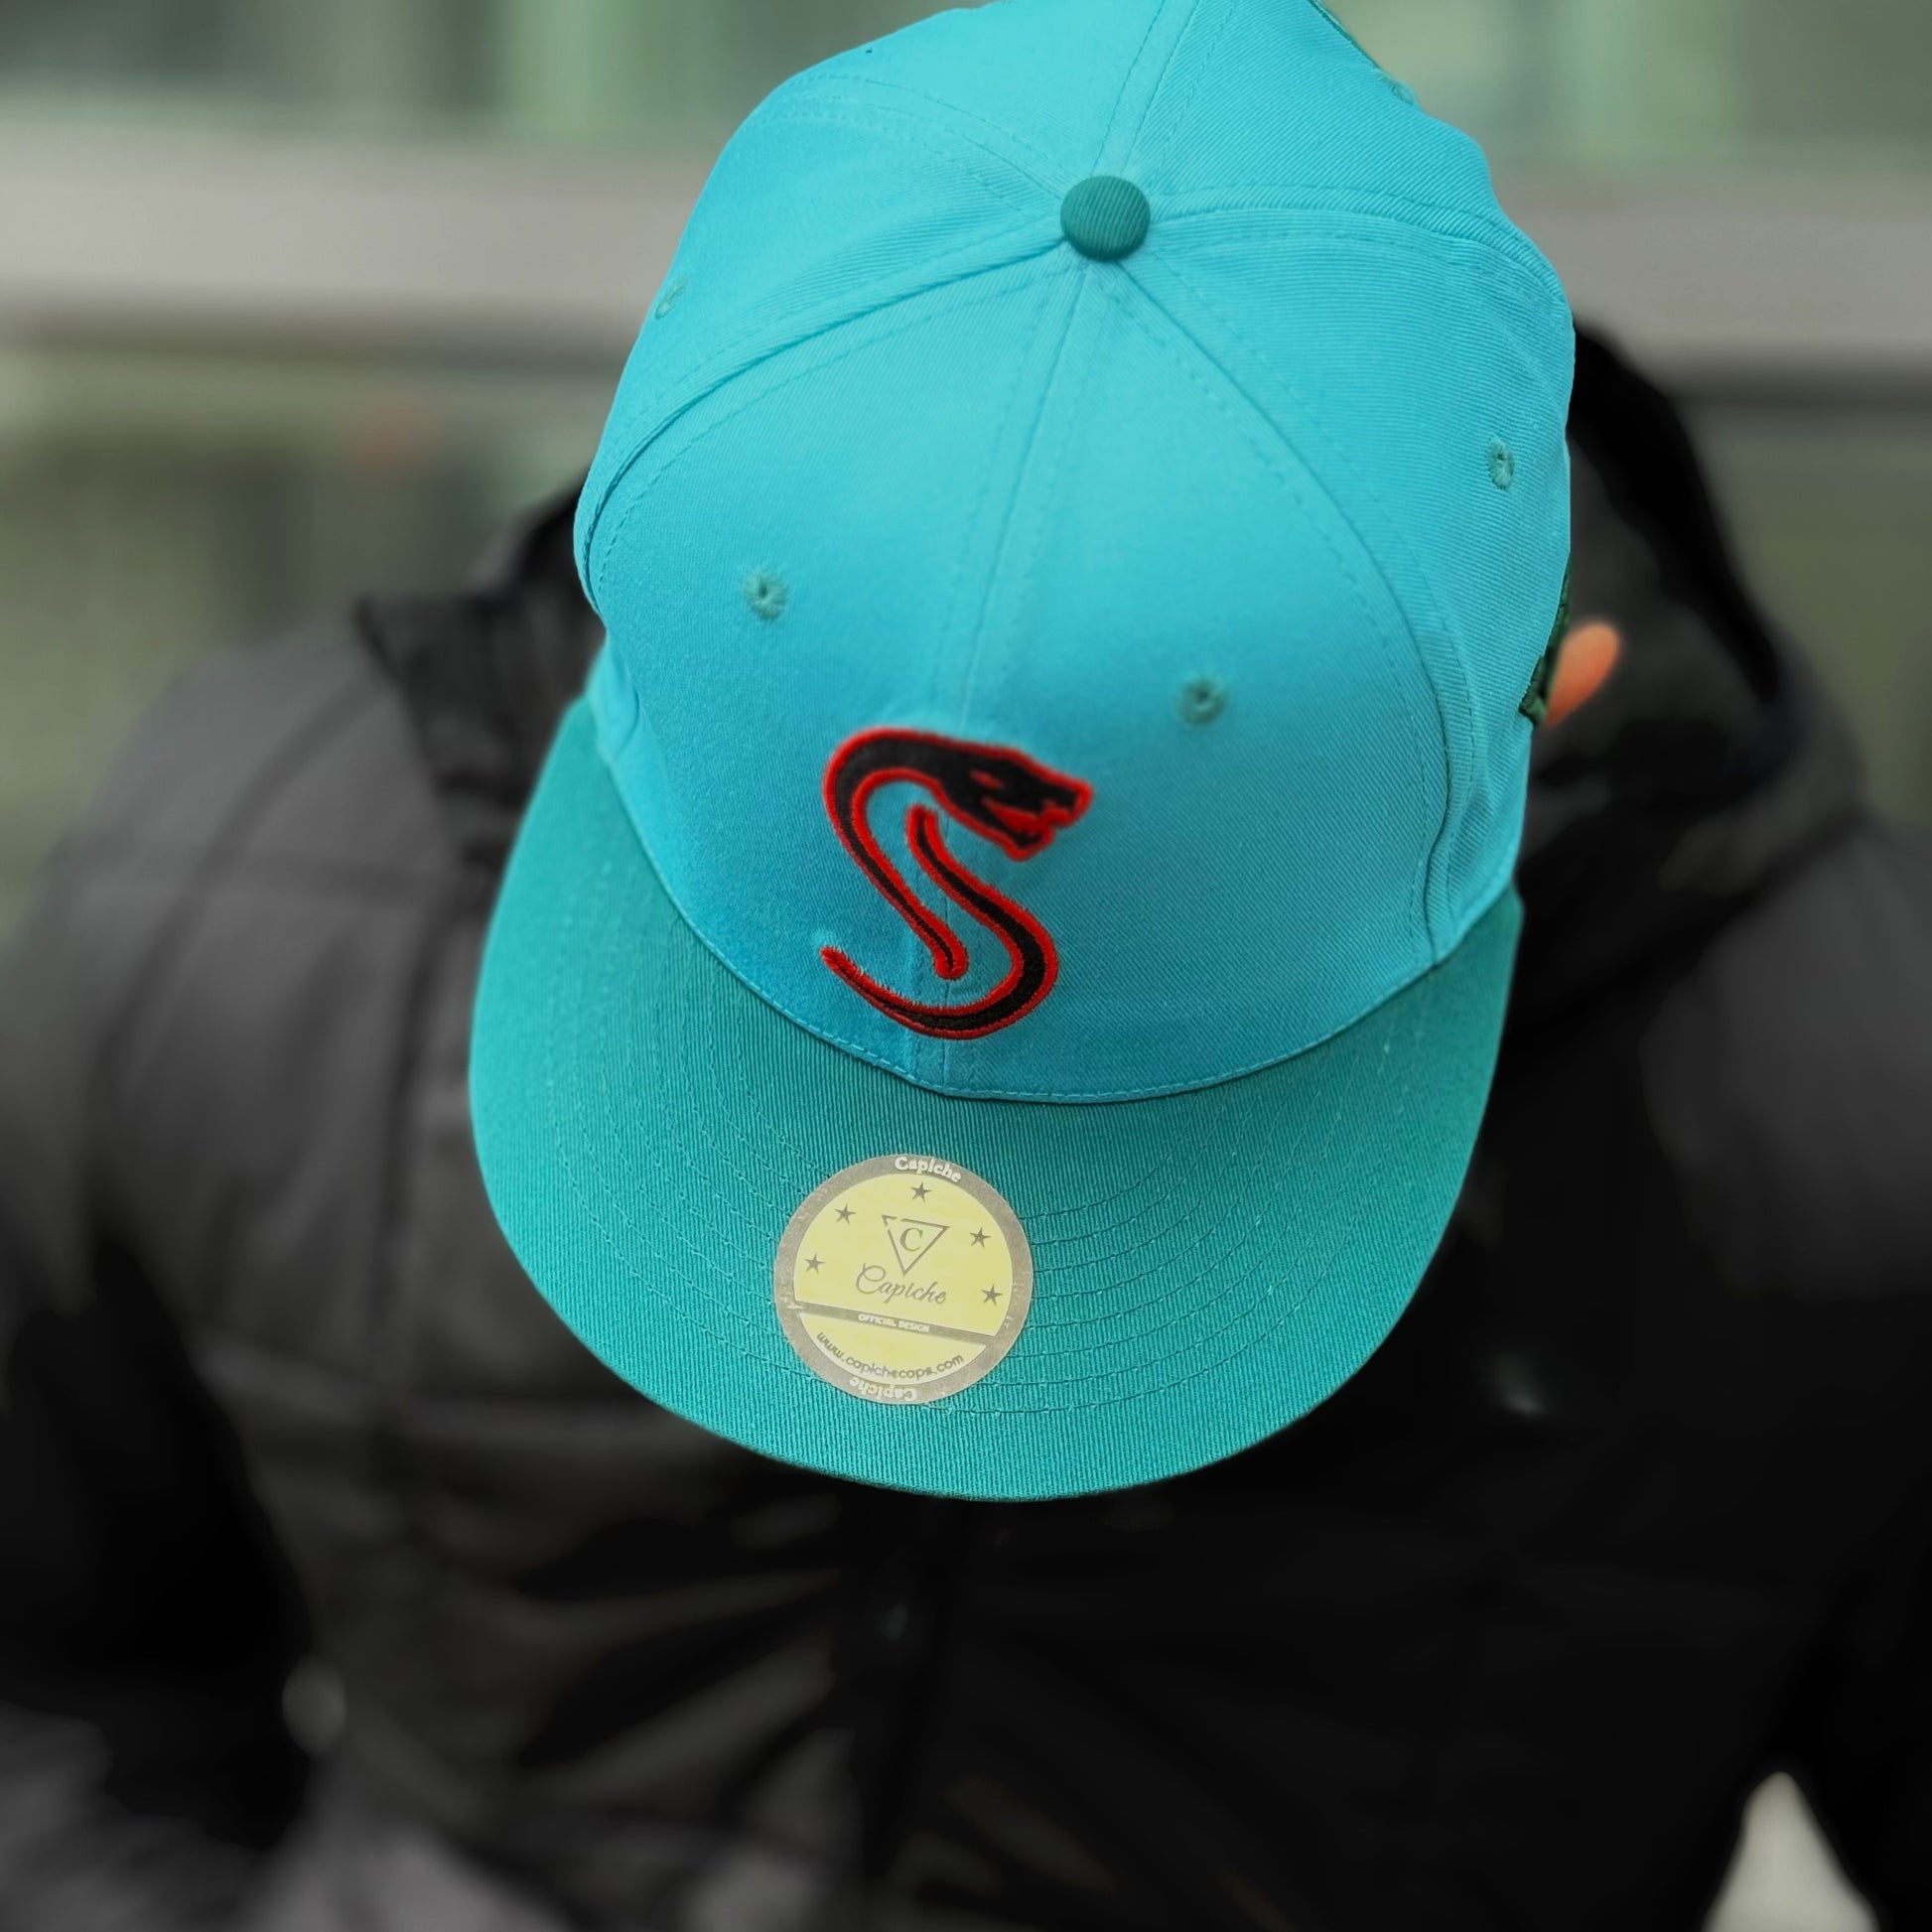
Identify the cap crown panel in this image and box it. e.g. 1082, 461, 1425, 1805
576, 0, 1573, 1101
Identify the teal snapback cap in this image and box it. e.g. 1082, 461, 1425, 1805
473, 0, 1575, 1500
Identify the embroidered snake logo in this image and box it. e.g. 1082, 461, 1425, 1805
821, 730, 1094, 1039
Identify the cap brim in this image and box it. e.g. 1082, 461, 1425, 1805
473, 705, 1519, 1500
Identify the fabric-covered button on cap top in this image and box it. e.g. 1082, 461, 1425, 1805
1061, 176, 1151, 261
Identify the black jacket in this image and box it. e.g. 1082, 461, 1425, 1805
2, 334, 1930, 1932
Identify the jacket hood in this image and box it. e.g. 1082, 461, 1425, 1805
1516, 330, 1865, 1018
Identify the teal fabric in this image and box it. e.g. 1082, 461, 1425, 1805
1061, 176, 1152, 260
474, 706, 1522, 1500
474, 0, 1573, 1495
571, 0, 1572, 1103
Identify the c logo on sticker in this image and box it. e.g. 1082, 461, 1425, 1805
820, 730, 1093, 1038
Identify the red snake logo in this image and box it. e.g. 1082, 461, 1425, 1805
821, 730, 1093, 1038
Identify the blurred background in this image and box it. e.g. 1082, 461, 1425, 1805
0, 6, 1924, 1923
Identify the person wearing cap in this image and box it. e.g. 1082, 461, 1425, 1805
2, 5, 1931, 1930
476, 0, 1575, 1497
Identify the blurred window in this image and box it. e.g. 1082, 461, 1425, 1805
0, 343, 610, 928
1345, 0, 1932, 177
0, 0, 1928, 939
2, 0, 1929, 171
0, 1, 944, 148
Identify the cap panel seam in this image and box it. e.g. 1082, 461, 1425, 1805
1161, 197, 1569, 316
750, 98, 1046, 216
583, 266, 1086, 1091
780, 70, 1064, 185
1150, 257, 1473, 951
1116, 0, 1205, 163
1093, 272, 1439, 954
919, 272, 1087, 1086
923, 271, 1078, 727
958, 288, 1103, 734
1093, 0, 1178, 173
1127, 0, 1237, 182
584, 245, 1059, 615
944, 279, 1102, 1090
583, 224, 1054, 596
936, 275, 1092, 1089
944, 276, 1089, 734
572, 142, 1066, 583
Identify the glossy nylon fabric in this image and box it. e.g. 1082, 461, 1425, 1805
473, 705, 1521, 1500
572, 0, 1574, 1101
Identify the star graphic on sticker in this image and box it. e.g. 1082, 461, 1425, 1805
984, 1286, 1002, 1304
835, 1206, 853, 1223
971, 1228, 989, 1246
911, 1183, 930, 1200
805, 1255, 823, 1273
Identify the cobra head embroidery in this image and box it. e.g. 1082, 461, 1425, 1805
820, 730, 1093, 1038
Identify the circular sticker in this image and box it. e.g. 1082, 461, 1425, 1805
774, 1156, 1033, 1406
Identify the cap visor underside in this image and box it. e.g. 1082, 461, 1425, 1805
473, 705, 1520, 1501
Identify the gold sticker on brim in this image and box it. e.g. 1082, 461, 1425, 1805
774, 1156, 1032, 1406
